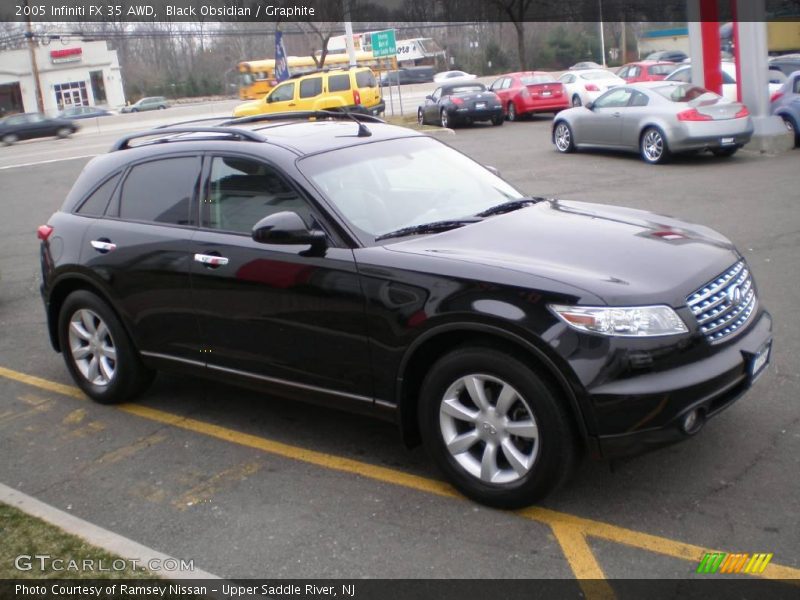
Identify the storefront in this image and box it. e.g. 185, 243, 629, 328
0, 40, 125, 115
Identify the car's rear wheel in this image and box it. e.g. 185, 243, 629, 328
440, 109, 450, 128
58, 291, 154, 404
491, 115, 504, 126
781, 115, 798, 146
56, 127, 72, 138
507, 102, 517, 121
417, 108, 425, 125
711, 146, 738, 158
419, 347, 579, 508
640, 127, 670, 164
553, 121, 575, 153
2, 134, 18, 145
571, 94, 582, 107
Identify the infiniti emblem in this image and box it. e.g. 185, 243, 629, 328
727, 284, 743, 306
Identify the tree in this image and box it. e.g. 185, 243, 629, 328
486, 0, 535, 71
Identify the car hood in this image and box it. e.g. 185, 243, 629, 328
384, 199, 741, 307
232, 99, 263, 117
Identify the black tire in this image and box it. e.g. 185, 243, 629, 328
56, 127, 72, 138
491, 114, 504, 126
2, 133, 18, 145
159, 105, 166, 110
417, 108, 425, 126
553, 121, 575, 153
130, 108, 139, 113
571, 94, 582, 107
418, 347, 579, 509
711, 146, 738, 158
507, 102, 517, 121
58, 290, 154, 404
781, 115, 798, 147
440, 109, 450, 128
640, 126, 671, 164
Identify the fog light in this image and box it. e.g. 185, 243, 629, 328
681, 409, 705, 435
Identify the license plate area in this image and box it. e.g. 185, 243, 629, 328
475, 102, 487, 109
747, 340, 771, 382
721, 137, 735, 145
542, 91, 552, 96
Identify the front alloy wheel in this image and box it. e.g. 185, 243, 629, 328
554, 122, 575, 153
440, 109, 450, 128
640, 127, 670, 164
417, 108, 425, 125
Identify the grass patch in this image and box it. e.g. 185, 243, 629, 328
0, 502, 153, 579
383, 113, 444, 131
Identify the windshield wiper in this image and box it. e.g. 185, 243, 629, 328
374, 218, 481, 242
476, 197, 543, 218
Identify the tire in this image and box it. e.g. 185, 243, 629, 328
781, 115, 798, 147
491, 115, 504, 126
507, 102, 517, 121
56, 127, 72, 138
159, 105, 166, 110
553, 121, 575, 153
640, 126, 671, 164
571, 94, 582, 107
417, 108, 425, 126
711, 146, 738, 158
2, 133, 18, 145
130, 108, 139, 113
418, 347, 579, 509
440, 109, 450, 128
58, 291, 154, 404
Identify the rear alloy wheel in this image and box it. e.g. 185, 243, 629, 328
440, 109, 450, 128
56, 127, 72, 138
419, 347, 579, 508
711, 147, 738, 158
58, 290, 154, 404
2, 133, 18, 145
418, 108, 425, 126
507, 102, 517, 121
553, 121, 575, 153
640, 127, 670, 164
571, 94, 582, 107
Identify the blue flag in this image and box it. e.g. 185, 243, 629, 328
275, 31, 290, 83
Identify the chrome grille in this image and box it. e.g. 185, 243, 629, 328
687, 261, 757, 344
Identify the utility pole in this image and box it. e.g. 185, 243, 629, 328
343, 0, 357, 67
598, 0, 607, 67
23, 0, 45, 113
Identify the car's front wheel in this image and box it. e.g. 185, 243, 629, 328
553, 121, 575, 153
419, 347, 579, 508
571, 94, 582, 107
507, 102, 517, 121
58, 290, 154, 404
491, 114, 504, 126
640, 127, 670, 164
417, 108, 425, 125
781, 115, 798, 146
440, 109, 450, 128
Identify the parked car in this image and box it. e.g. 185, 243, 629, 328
38, 112, 772, 508
59, 106, 114, 119
433, 70, 477, 84
558, 68, 626, 107
489, 72, 569, 120
552, 82, 753, 163
770, 69, 800, 146
617, 61, 677, 83
646, 50, 689, 63
0, 113, 78, 145
569, 61, 602, 70
665, 62, 782, 102
418, 82, 503, 127
768, 53, 800, 76
120, 96, 169, 113
233, 67, 384, 118
380, 66, 435, 85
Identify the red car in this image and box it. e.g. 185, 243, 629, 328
616, 61, 677, 83
489, 71, 569, 120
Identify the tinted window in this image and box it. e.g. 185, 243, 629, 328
593, 88, 633, 108
355, 70, 376, 88
669, 68, 691, 83
77, 173, 121, 216
794, 76, 800, 94
299, 77, 322, 98
630, 91, 649, 107
649, 64, 675, 76
203, 157, 311, 234
269, 82, 295, 102
118, 157, 198, 225
328, 74, 351, 92
629, 66, 641, 78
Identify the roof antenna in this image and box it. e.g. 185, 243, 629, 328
340, 109, 372, 137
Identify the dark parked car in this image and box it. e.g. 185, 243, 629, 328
38, 113, 772, 508
0, 112, 78, 145
380, 66, 435, 85
59, 106, 113, 119
120, 96, 169, 113
417, 83, 503, 127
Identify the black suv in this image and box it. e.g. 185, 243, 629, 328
39, 112, 772, 508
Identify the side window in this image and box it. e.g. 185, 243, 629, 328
670, 68, 691, 83
355, 70, 376, 88
489, 78, 502, 91
431, 88, 442, 101
328, 74, 351, 92
618, 67, 629, 79
502, 78, 512, 89
299, 77, 322, 98
794, 76, 800, 95
76, 172, 121, 216
268, 82, 295, 103
593, 88, 633, 109
722, 71, 736, 84
629, 66, 641, 78
203, 156, 311, 234
629, 91, 649, 107
117, 157, 198, 225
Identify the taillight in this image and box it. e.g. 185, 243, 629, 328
451, 97, 464, 105
770, 91, 784, 103
37, 225, 53, 241
585, 83, 599, 91
353, 89, 361, 105
735, 105, 750, 118
677, 108, 713, 121
520, 87, 530, 98
269, 79, 277, 86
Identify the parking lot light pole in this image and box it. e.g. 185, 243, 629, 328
23, 0, 45, 113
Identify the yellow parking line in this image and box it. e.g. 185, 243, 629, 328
550, 523, 616, 599
1, 365, 799, 583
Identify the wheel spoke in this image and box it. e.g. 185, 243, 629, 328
505, 419, 538, 439
71, 345, 91, 360
495, 384, 518, 416
480, 442, 500, 482
501, 438, 531, 476
80, 310, 97, 335
447, 430, 480, 455
101, 344, 116, 360
464, 376, 490, 411
69, 320, 91, 341
441, 398, 479, 423
86, 356, 100, 383
95, 322, 109, 342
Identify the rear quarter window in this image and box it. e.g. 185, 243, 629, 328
76, 172, 121, 216
356, 70, 376, 88
328, 74, 351, 92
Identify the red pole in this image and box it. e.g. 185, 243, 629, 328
699, 0, 722, 95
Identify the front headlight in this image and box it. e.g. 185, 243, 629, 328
549, 304, 688, 337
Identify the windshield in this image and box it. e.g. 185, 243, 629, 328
298, 137, 525, 241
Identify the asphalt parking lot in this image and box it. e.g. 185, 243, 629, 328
0, 114, 798, 592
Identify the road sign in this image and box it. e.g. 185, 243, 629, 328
371, 30, 397, 58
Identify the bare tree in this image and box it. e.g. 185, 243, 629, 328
485, 0, 535, 71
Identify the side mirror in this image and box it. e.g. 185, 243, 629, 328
585, 102, 594, 110
252, 211, 326, 250
425, 95, 433, 101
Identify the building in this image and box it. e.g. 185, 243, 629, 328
0, 40, 125, 116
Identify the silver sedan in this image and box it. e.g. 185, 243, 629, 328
551, 82, 754, 164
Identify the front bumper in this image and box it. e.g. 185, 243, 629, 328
588, 310, 772, 459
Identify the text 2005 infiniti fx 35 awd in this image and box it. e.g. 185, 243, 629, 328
38, 114, 772, 508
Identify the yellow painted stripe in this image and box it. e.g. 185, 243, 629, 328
550, 523, 616, 599
1, 365, 799, 583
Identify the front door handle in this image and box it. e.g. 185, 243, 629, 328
194, 253, 229, 268
90, 239, 116, 253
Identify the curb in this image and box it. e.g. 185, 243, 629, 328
0, 482, 220, 580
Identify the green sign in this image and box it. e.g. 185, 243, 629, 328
371, 30, 397, 58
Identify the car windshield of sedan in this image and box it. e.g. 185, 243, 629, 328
298, 136, 525, 240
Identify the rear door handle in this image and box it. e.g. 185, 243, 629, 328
90, 239, 116, 253
194, 253, 229, 267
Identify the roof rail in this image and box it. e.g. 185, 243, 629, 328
110, 127, 265, 151
222, 110, 385, 127
153, 116, 233, 129
287, 66, 359, 79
